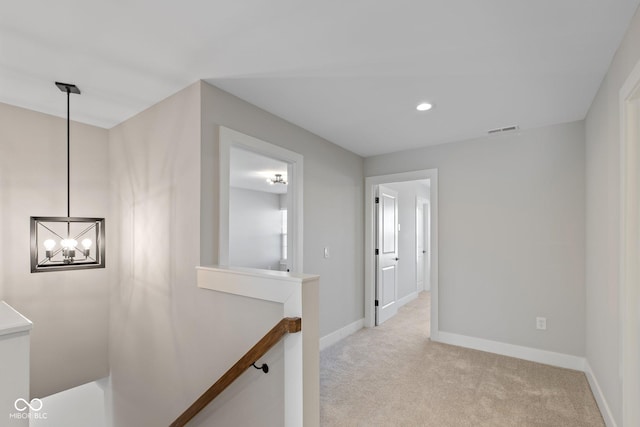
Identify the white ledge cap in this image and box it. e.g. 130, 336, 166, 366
0, 301, 33, 336
197, 265, 319, 283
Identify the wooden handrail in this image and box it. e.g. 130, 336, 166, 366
170, 317, 302, 427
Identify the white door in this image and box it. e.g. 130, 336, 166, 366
416, 198, 426, 291
376, 185, 399, 325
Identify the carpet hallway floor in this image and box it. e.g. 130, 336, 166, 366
320, 292, 604, 426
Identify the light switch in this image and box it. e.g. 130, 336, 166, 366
324, 247, 330, 258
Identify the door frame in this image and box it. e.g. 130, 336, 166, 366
620, 57, 640, 427
219, 126, 304, 273
364, 169, 439, 338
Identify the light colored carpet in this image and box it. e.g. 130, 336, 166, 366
320, 292, 604, 427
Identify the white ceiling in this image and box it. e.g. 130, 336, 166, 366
231, 147, 288, 194
1, 1, 638, 157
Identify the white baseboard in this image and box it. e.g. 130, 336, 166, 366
319, 318, 364, 351
396, 291, 419, 309
434, 331, 586, 371
584, 361, 618, 427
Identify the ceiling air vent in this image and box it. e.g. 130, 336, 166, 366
487, 125, 520, 135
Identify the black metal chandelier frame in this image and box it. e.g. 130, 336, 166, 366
30, 82, 106, 273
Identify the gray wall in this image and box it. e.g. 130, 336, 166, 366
108, 83, 286, 426
229, 187, 282, 270
385, 181, 428, 300
108, 80, 364, 425
0, 102, 109, 398
365, 121, 586, 356
201, 81, 365, 337
585, 6, 640, 425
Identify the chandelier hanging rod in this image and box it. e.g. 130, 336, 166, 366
55, 82, 80, 233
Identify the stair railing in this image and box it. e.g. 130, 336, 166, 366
169, 317, 302, 427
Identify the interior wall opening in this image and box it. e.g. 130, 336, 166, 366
374, 180, 431, 326
364, 169, 439, 338
218, 126, 304, 273
229, 147, 290, 271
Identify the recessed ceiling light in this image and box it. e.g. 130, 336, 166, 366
416, 102, 433, 111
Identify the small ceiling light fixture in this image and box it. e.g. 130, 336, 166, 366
267, 174, 287, 185
416, 102, 433, 112
30, 82, 105, 273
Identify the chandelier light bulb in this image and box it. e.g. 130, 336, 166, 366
43, 239, 56, 251
61, 239, 78, 249
81, 239, 92, 249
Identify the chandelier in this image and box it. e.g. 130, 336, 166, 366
29, 82, 105, 272
267, 174, 287, 185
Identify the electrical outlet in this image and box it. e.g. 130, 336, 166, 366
536, 317, 547, 330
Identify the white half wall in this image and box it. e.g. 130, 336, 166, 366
0, 302, 32, 427
365, 121, 586, 357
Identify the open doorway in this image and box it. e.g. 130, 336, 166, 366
365, 170, 438, 336
374, 180, 431, 325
